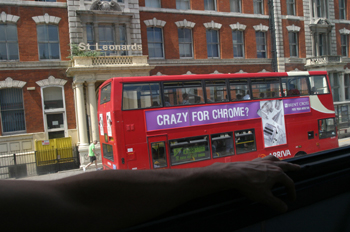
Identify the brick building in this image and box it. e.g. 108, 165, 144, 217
0, 0, 75, 155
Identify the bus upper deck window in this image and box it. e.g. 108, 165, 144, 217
282, 76, 309, 97
122, 83, 161, 110
163, 81, 204, 106
251, 78, 280, 99
100, 83, 111, 104
309, 76, 329, 95
205, 80, 228, 103
229, 79, 249, 101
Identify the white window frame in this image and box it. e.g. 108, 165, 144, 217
0, 23, 19, 61
339, 0, 346, 19
147, 27, 165, 59
206, 29, 220, 58
232, 30, 244, 58
256, 31, 267, 58
145, 0, 161, 8
287, 0, 296, 15
288, 31, 298, 57
253, 0, 264, 14
176, 0, 190, 10
230, 0, 241, 13
204, 0, 216, 11
312, 0, 328, 18
345, 74, 350, 100
341, 34, 348, 57
178, 28, 193, 59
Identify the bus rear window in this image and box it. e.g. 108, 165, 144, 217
100, 83, 111, 104
123, 83, 161, 110
169, 136, 210, 165
102, 143, 114, 162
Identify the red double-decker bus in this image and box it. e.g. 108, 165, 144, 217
98, 71, 338, 170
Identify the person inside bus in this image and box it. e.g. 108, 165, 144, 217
0, 156, 300, 231
287, 84, 300, 96
164, 96, 172, 106
311, 87, 318, 95
182, 93, 190, 104
243, 90, 250, 100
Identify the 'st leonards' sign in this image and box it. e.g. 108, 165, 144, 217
78, 42, 142, 51
145, 97, 310, 131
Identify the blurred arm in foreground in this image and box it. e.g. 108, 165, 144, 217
0, 156, 300, 231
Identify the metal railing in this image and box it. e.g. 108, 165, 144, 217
0, 146, 80, 179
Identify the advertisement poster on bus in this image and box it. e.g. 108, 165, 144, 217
106, 112, 112, 137
99, 114, 104, 136
145, 97, 311, 138
258, 100, 286, 148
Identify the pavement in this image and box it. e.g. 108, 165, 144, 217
11, 138, 350, 181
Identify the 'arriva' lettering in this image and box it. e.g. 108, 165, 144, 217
157, 112, 188, 126
269, 149, 291, 158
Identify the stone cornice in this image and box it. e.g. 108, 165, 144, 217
0, 61, 70, 71
0, 1, 66, 8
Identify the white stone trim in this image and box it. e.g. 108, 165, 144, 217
0, 77, 26, 89
339, 28, 350, 34
143, 18, 166, 27
253, 23, 269, 32
203, 20, 222, 30
36, 76, 67, 87
230, 22, 246, 31
175, 19, 195, 29
286, 24, 301, 32
32, 13, 61, 25
0, 12, 19, 23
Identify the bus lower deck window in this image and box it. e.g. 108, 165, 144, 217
319, 118, 336, 139
169, 136, 210, 165
234, 129, 257, 154
211, 132, 234, 158
151, 142, 167, 168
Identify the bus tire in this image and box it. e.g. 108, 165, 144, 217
295, 151, 307, 157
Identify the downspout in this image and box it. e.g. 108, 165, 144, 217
268, 0, 277, 72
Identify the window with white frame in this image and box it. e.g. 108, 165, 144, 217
147, 27, 164, 58
204, 0, 216, 11
206, 29, 219, 58
318, 33, 327, 56
0, 88, 26, 134
37, 24, 60, 60
42, 86, 67, 139
178, 28, 193, 58
287, 0, 296, 15
256, 31, 266, 58
0, 24, 19, 61
341, 34, 348, 57
232, 30, 244, 58
345, 74, 350, 100
312, 0, 328, 18
289, 32, 298, 57
145, 0, 161, 8
85, 24, 127, 56
339, 0, 346, 19
330, 73, 340, 102
253, 0, 264, 14
176, 0, 190, 10
230, 0, 241, 12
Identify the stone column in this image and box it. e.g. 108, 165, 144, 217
75, 81, 89, 146
87, 81, 99, 142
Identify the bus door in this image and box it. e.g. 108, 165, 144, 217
148, 135, 170, 169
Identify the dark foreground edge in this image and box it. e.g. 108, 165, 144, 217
119, 146, 350, 232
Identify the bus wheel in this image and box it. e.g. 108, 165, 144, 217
295, 151, 307, 157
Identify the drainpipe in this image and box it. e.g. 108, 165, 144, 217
268, 0, 277, 72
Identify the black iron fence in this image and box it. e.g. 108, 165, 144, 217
0, 146, 80, 179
